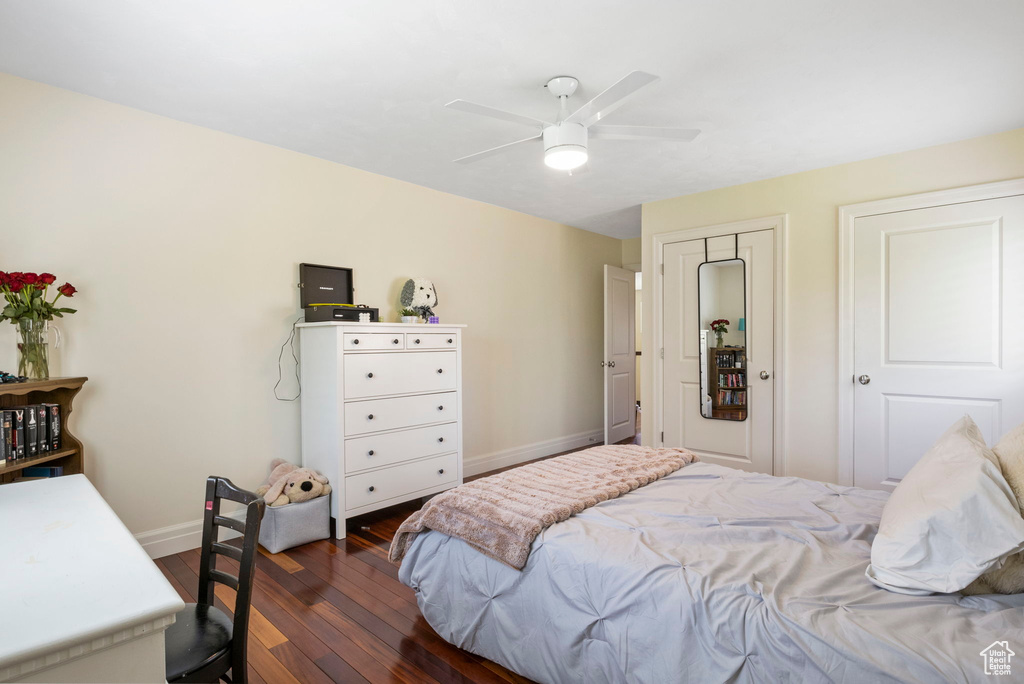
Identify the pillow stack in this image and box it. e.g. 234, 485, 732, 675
866, 416, 1024, 595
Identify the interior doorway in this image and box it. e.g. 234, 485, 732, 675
603, 264, 637, 444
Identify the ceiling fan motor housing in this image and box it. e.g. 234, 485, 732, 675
543, 122, 588, 170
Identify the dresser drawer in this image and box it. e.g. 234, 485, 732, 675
345, 453, 458, 511
345, 391, 457, 436
344, 351, 456, 398
406, 333, 458, 349
345, 422, 458, 473
344, 333, 404, 351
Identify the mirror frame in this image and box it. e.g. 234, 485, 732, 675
697, 257, 748, 422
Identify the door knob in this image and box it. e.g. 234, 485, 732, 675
601, 361, 606, 367
759, 370, 770, 380
858, 374, 871, 385
608, 361, 616, 368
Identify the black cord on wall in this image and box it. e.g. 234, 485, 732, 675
274, 316, 303, 401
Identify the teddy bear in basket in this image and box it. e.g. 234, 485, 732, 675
255, 458, 331, 507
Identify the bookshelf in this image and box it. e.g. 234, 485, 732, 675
0, 376, 87, 483
709, 348, 747, 420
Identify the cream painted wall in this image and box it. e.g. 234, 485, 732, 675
621, 237, 641, 269
642, 127, 1024, 484
0, 73, 622, 538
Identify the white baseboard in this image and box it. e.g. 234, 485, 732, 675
135, 511, 244, 560
138, 430, 603, 558
463, 429, 604, 477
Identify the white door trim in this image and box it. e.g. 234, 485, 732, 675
837, 178, 1024, 486
652, 214, 788, 475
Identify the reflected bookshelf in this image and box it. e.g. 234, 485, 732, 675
709, 348, 746, 420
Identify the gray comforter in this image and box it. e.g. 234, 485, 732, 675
399, 463, 1024, 683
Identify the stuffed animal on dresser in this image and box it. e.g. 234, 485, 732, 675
255, 458, 332, 507
400, 277, 438, 320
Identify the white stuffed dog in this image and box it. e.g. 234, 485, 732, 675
400, 277, 438, 320
255, 458, 331, 507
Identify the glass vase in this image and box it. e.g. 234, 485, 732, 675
17, 318, 49, 380
716, 332, 724, 348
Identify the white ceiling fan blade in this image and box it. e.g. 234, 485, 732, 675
589, 125, 701, 141
453, 133, 542, 164
445, 99, 552, 129
564, 71, 660, 128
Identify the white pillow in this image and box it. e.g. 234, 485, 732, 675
866, 416, 1024, 595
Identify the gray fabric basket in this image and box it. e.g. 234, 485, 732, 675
258, 494, 330, 554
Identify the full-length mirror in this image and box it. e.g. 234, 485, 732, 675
698, 259, 747, 421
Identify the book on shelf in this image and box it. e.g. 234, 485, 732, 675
33, 405, 48, 454
11, 408, 25, 460
43, 403, 61, 451
24, 406, 38, 458
0, 410, 9, 467
21, 465, 64, 478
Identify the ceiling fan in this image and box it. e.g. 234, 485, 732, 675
445, 71, 700, 171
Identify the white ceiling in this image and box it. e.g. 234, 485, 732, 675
1, 1, 1022, 238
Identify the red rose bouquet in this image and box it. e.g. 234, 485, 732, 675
709, 318, 729, 348
709, 318, 729, 334
0, 271, 78, 379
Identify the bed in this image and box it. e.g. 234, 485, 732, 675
398, 462, 1024, 683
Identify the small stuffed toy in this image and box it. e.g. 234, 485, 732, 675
255, 458, 331, 507
400, 277, 438, 320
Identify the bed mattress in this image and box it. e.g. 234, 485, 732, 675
399, 463, 1024, 683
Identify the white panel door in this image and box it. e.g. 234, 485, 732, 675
663, 230, 774, 472
853, 195, 1024, 490
604, 265, 636, 444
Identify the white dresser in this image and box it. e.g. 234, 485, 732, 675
298, 322, 464, 537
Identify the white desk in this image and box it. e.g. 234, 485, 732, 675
0, 475, 185, 683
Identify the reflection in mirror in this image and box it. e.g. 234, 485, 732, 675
698, 259, 747, 421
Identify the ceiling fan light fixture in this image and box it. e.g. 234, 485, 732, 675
545, 145, 588, 170
543, 122, 588, 170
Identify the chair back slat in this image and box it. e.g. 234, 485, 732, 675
214, 515, 246, 534
212, 541, 243, 562
209, 568, 240, 591
195, 476, 266, 684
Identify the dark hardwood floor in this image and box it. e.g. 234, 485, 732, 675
157, 433, 638, 683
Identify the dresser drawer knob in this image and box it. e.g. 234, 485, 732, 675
393, 338, 400, 344
368, 450, 375, 456
438, 437, 444, 442
367, 414, 374, 420
437, 368, 443, 374
352, 338, 360, 345
447, 338, 453, 344
415, 338, 421, 344
437, 405, 444, 411
366, 372, 374, 379
368, 486, 375, 492
438, 469, 445, 475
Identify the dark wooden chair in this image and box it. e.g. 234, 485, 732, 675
165, 477, 266, 683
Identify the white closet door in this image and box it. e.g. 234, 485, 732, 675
663, 230, 774, 473
852, 195, 1024, 490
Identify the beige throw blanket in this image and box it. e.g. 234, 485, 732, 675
389, 444, 698, 570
